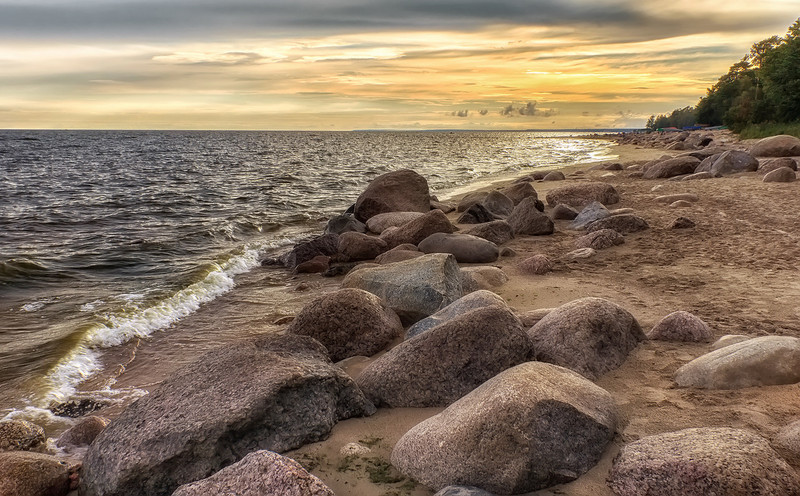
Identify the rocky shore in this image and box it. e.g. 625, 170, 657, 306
3, 130, 800, 495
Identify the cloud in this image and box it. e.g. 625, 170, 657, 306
451, 109, 469, 117
500, 101, 557, 117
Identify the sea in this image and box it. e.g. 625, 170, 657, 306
0, 129, 619, 432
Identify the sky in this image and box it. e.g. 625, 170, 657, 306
1, 0, 799, 130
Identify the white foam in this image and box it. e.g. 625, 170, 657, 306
37, 239, 292, 406
21, 297, 56, 312
80, 300, 104, 312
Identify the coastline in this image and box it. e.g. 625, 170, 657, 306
15, 129, 800, 495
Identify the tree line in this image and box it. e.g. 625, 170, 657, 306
646, 18, 800, 133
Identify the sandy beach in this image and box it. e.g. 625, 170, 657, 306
281, 136, 800, 495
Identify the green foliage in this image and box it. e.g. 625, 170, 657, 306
645, 106, 697, 130
737, 122, 800, 139
663, 17, 800, 134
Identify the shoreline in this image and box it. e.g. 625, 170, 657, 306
12, 129, 800, 495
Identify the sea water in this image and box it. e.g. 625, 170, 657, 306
0, 130, 618, 427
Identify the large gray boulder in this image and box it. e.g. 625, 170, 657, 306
585, 214, 649, 235
528, 297, 645, 380
56, 416, 109, 452
286, 288, 403, 361
354, 169, 430, 222
0, 419, 45, 452
642, 156, 700, 179
419, 233, 499, 263
456, 192, 489, 213
282, 234, 339, 268
324, 214, 366, 235
464, 220, 514, 246
545, 182, 620, 208
674, 336, 800, 389
457, 204, 498, 224
391, 362, 619, 494
356, 305, 531, 407
569, 201, 610, 230
696, 150, 759, 176
609, 427, 800, 496
171, 450, 334, 496
507, 197, 554, 235
763, 167, 797, 183
380, 209, 456, 249
500, 182, 537, 204
0, 451, 72, 496
774, 419, 800, 466
406, 290, 507, 339
80, 334, 375, 496
647, 311, 713, 342
482, 191, 514, 217
338, 231, 387, 261
341, 253, 462, 324
366, 211, 425, 234
750, 134, 800, 157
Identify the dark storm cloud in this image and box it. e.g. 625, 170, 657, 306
0, 0, 791, 42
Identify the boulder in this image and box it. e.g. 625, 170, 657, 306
0, 419, 45, 452
654, 193, 699, 204
456, 192, 489, 212
647, 311, 712, 342
294, 256, 331, 274
542, 170, 566, 181
750, 134, 800, 157
0, 451, 72, 496
711, 334, 751, 350
545, 182, 620, 208
286, 288, 403, 361
642, 156, 700, 179
759, 157, 798, 175
518, 255, 554, 275
354, 169, 431, 222
551, 203, 579, 220
374, 247, 424, 265
405, 290, 507, 339
435, 487, 495, 496
419, 233, 499, 264
575, 229, 624, 250
763, 167, 797, 183
774, 419, 800, 466
431, 199, 456, 214
457, 204, 497, 224
464, 220, 514, 245
697, 150, 758, 176
461, 266, 508, 293
356, 306, 531, 407
282, 234, 339, 268
79, 334, 375, 496
668, 217, 695, 229
681, 171, 714, 181
391, 362, 619, 494
564, 248, 596, 260
507, 197, 555, 235
56, 416, 109, 451
338, 232, 387, 261
324, 214, 366, 235
585, 214, 649, 235
380, 209, 456, 249
517, 308, 553, 328
528, 297, 645, 380
366, 212, 425, 234
569, 201, 611, 230
341, 253, 462, 324
674, 336, 800, 389
500, 182, 537, 204
482, 191, 514, 216
171, 450, 334, 496
608, 427, 800, 496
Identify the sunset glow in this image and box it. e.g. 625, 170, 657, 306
1, 0, 798, 129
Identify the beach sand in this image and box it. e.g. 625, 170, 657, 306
285, 141, 800, 495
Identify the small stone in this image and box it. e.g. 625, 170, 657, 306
711, 334, 750, 350
654, 193, 699, 204
339, 442, 372, 457
647, 311, 713, 342
564, 248, 596, 260
668, 217, 695, 229
518, 255, 553, 275
669, 200, 692, 208
542, 170, 565, 181
551, 203, 579, 220
575, 229, 624, 250
763, 167, 796, 183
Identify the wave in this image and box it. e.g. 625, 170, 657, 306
38, 238, 294, 406
0, 258, 75, 285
